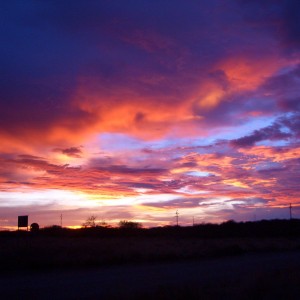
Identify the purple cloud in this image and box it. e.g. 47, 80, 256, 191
53, 147, 83, 158
231, 122, 292, 147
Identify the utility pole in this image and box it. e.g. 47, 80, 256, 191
193, 216, 194, 226
175, 210, 179, 226
289, 203, 292, 220
60, 213, 63, 228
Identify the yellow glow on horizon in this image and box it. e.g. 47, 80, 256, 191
66, 225, 82, 229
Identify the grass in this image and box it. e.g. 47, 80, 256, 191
1, 235, 300, 272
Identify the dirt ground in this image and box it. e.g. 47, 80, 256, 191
1, 250, 300, 299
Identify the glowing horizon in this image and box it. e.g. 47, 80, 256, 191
1, 1, 300, 230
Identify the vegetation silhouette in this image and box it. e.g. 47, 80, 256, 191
30, 223, 39, 232
82, 215, 97, 228
1, 219, 300, 272
119, 220, 142, 229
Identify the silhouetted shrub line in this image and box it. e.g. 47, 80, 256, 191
1, 219, 300, 272
2, 218, 298, 238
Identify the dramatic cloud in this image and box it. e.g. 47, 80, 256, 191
0, 1, 299, 229
231, 122, 292, 147
53, 147, 83, 158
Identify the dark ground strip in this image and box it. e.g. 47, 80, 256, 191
1, 250, 300, 299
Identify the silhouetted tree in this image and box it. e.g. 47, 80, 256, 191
82, 215, 97, 228
119, 220, 142, 229
97, 220, 110, 228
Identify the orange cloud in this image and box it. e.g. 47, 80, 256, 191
71, 83, 200, 140
191, 55, 290, 113
239, 146, 300, 162
219, 56, 280, 91
190, 153, 235, 168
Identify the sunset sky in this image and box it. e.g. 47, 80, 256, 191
1, 1, 300, 229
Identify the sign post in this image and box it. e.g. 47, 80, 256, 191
18, 216, 28, 231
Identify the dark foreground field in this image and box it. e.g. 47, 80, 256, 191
1, 235, 300, 271
1, 250, 300, 299
1, 220, 300, 299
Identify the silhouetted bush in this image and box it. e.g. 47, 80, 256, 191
119, 220, 142, 229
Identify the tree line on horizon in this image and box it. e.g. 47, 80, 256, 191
4, 218, 300, 239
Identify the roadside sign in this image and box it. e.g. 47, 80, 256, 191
18, 215, 28, 230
